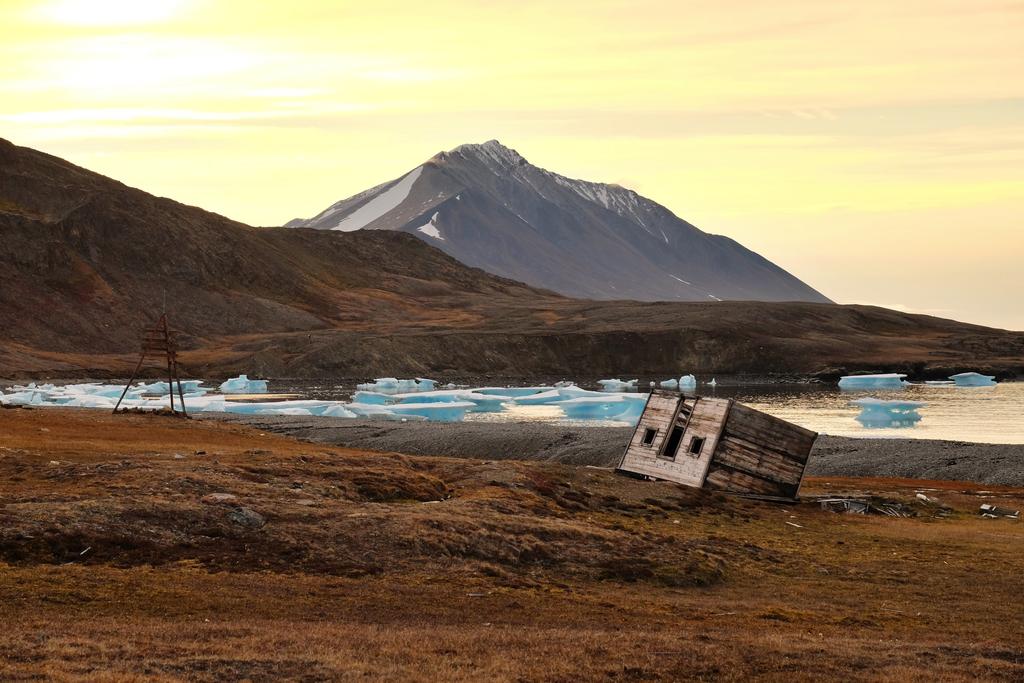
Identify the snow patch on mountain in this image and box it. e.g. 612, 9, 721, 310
551, 174, 670, 241
331, 167, 423, 232
416, 212, 444, 240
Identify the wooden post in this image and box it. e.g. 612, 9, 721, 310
113, 313, 189, 418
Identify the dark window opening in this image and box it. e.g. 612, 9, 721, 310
688, 436, 706, 456
641, 428, 658, 446
660, 426, 685, 460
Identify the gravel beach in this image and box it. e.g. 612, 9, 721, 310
208, 414, 1024, 486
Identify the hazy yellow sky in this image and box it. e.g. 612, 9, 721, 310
2, 0, 1022, 329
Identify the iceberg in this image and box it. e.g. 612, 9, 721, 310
258, 407, 313, 416
65, 395, 116, 409
352, 391, 395, 405
135, 380, 207, 396
474, 386, 550, 397
0, 389, 47, 406
949, 372, 997, 387
219, 375, 269, 394
393, 389, 512, 412
852, 398, 925, 428
386, 400, 475, 422
322, 404, 358, 418
678, 374, 697, 390
355, 378, 435, 394
597, 379, 638, 392
513, 388, 571, 405
552, 393, 645, 422
659, 379, 678, 389
345, 404, 428, 421
838, 373, 908, 390
553, 396, 632, 420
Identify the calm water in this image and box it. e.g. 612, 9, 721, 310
280, 380, 1024, 444
716, 382, 1024, 444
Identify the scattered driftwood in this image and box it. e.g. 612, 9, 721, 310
818, 498, 914, 517
980, 504, 1020, 520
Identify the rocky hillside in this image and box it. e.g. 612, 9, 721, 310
1, 137, 1022, 380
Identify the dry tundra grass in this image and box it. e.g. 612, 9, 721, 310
1, 408, 1023, 681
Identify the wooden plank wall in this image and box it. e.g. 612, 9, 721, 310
704, 403, 817, 499
617, 391, 688, 480
618, 393, 731, 488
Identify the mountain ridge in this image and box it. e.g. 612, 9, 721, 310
2, 136, 1022, 381
288, 140, 831, 304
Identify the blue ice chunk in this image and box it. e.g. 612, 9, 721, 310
475, 387, 550, 397
386, 401, 475, 422
838, 374, 908, 390
65, 395, 116, 408
678, 375, 697, 389
219, 375, 269, 394
852, 398, 924, 428
353, 391, 395, 405
0, 389, 47, 406
557, 386, 608, 399
394, 390, 511, 413
949, 372, 996, 387
659, 379, 678, 389
222, 401, 269, 414
598, 379, 638, 392
355, 378, 433, 394
322, 404, 358, 418
394, 393, 466, 404
514, 388, 570, 405
553, 396, 632, 420
345, 402, 400, 418
258, 407, 313, 416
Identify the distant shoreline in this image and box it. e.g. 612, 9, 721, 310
207, 414, 1024, 487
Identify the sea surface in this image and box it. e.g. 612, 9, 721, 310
279, 379, 1024, 445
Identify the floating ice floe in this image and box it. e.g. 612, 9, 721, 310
219, 375, 268, 394
513, 388, 572, 406
679, 374, 697, 390
949, 372, 997, 387
552, 393, 647, 423
387, 401, 476, 421
475, 386, 549, 397
659, 379, 678, 389
355, 377, 437, 394
852, 398, 925, 428
838, 373, 909, 390
392, 389, 513, 412
598, 378, 638, 392
0, 376, 657, 425
553, 396, 632, 420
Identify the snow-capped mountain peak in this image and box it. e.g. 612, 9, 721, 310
436, 139, 528, 173
287, 141, 830, 304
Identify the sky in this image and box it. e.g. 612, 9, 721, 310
1, 0, 1022, 330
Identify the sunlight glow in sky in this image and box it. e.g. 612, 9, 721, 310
1, 0, 1021, 329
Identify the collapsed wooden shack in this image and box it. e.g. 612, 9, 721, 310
616, 390, 817, 500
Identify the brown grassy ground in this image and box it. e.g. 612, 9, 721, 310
1, 408, 1023, 681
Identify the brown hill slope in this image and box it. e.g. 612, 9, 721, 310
1, 138, 1021, 379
